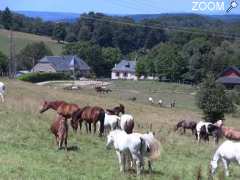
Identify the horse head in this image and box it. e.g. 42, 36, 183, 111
39, 101, 50, 113
106, 131, 115, 149
71, 109, 83, 131
119, 104, 125, 114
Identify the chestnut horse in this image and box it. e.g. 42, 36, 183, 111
106, 104, 125, 116
39, 100, 80, 129
175, 120, 197, 134
220, 125, 240, 141
50, 116, 68, 150
72, 106, 105, 136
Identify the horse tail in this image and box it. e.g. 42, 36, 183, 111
99, 109, 105, 135
139, 137, 146, 157
147, 138, 161, 161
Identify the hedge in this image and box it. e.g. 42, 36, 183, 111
18, 72, 71, 83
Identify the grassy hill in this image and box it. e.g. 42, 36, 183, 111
0, 79, 239, 179
0, 29, 63, 56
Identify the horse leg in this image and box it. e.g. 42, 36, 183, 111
64, 123, 68, 150
221, 158, 230, 176
148, 160, 152, 173
132, 153, 141, 175
93, 122, 97, 134
88, 122, 91, 133
85, 122, 88, 134
116, 151, 124, 172
183, 127, 186, 134
0, 93, 4, 103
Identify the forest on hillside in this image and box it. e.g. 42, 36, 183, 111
0, 7, 240, 81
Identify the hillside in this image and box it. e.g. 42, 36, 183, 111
0, 79, 239, 179
0, 29, 63, 56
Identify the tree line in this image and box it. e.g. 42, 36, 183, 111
0, 7, 240, 80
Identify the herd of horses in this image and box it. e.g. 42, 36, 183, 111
39, 100, 160, 175
175, 119, 240, 176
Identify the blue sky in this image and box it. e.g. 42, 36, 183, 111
0, 0, 239, 14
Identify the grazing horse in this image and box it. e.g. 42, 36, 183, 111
148, 97, 154, 104
95, 86, 112, 94
106, 104, 125, 116
71, 106, 105, 136
175, 120, 197, 134
219, 125, 240, 141
131, 132, 161, 172
196, 121, 212, 143
103, 113, 120, 134
0, 82, 6, 102
50, 116, 68, 150
39, 100, 80, 130
120, 114, 134, 134
211, 140, 240, 176
106, 129, 146, 175
199, 124, 221, 144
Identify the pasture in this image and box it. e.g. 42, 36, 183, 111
0, 29, 63, 55
0, 79, 240, 179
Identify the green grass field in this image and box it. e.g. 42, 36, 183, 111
0, 79, 240, 180
0, 29, 63, 55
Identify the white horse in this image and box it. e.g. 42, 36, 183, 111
131, 132, 161, 172
196, 121, 212, 142
0, 82, 5, 102
104, 113, 120, 133
120, 114, 134, 134
106, 129, 146, 175
148, 97, 154, 104
211, 140, 240, 176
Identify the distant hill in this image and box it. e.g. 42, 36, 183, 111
0, 29, 63, 55
16, 11, 240, 23
16, 11, 80, 22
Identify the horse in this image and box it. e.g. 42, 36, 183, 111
131, 132, 161, 172
148, 97, 154, 104
103, 113, 120, 134
106, 129, 146, 175
219, 125, 240, 141
120, 114, 134, 134
211, 140, 240, 176
199, 124, 222, 144
71, 106, 105, 136
196, 121, 212, 143
158, 99, 163, 107
0, 82, 6, 102
95, 86, 112, 94
170, 99, 176, 108
175, 120, 197, 134
39, 100, 80, 130
106, 104, 125, 116
50, 116, 68, 150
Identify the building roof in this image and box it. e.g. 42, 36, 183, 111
38, 55, 90, 71
218, 66, 240, 77
112, 60, 136, 73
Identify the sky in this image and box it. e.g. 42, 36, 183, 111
0, 0, 239, 15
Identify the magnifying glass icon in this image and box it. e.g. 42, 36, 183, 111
226, 0, 238, 13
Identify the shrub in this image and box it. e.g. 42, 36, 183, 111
17, 72, 71, 83
196, 73, 234, 122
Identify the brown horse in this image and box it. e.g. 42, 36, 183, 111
175, 120, 197, 134
106, 104, 125, 116
39, 100, 80, 130
50, 116, 68, 150
220, 125, 240, 141
72, 106, 105, 136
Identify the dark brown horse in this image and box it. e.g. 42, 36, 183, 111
175, 120, 197, 134
72, 106, 105, 136
106, 104, 125, 116
50, 116, 68, 150
39, 100, 80, 130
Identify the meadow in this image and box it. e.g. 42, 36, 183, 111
0, 29, 63, 55
0, 79, 239, 180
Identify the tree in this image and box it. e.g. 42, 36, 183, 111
52, 23, 67, 43
16, 42, 53, 70
196, 74, 234, 122
0, 51, 8, 73
1, 7, 13, 29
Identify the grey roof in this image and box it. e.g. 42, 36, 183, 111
38, 55, 90, 71
112, 60, 136, 73
216, 76, 240, 85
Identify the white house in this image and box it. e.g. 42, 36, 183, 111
111, 60, 137, 80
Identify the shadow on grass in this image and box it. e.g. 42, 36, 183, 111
57, 145, 80, 152
126, 169, 164, 176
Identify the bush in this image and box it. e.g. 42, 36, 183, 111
196, 74, 234, 122
17, 72, 71, 83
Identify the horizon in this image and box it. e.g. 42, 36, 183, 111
1, 0, 240, 15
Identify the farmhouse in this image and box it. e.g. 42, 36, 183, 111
111, 60, 137, 80
32, 55, 90, 77
216, 66, 240, 88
